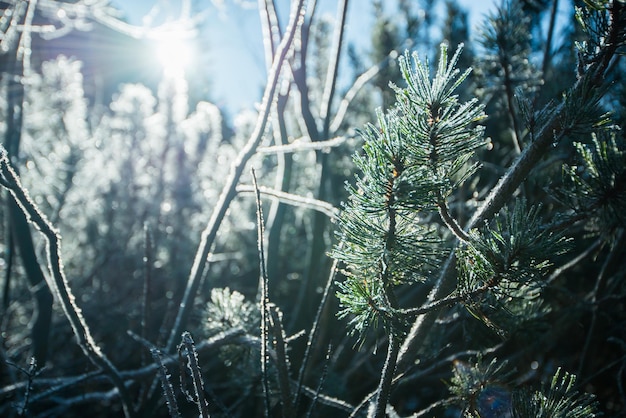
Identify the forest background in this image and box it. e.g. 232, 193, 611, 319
0, 0, 625, 417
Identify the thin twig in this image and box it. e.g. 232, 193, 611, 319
289, 0, 320, 142
252, 169, 272, 418
547, 238, 602, 284
179, 332, 210, 418
306, 344, 332, 418
294, 242, 342, 412
258, 0, 282, 72
256, 135, 353, 154
502, 56, 523, 154
349, 387, 376, 418
542, 0, 559, 77
437, 198, 470, 243
329, 52, 394, 134
150, 348, 181, 418
0, 329, 247, 405
298, 380, 353, 412
578, 230, 625, 378
268, 304, 295, 418
320, 0, 349, 139
6, 357, 40, 416
236, 184, 339, 219
408, 397, 457, 417
17, 0, 37, 77
141, 223, 153, 367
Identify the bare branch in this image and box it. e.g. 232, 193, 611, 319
0, 147, 135, 418
320, 0, 349, 138
163, 0, 307, 355
329, 51, 395, 134
237, 184, 339, 219
256, 134, 355, 154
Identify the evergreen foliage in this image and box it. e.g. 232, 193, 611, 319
512, 368, 600, 418
332, 44, 486, 347
559, 131, 626, 232
456, 199, 569, 337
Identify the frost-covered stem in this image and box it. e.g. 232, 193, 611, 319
306, 344, 332, 418
368, 168, 403, 417
0, 148, 135, 418
259, 0, 282, 71
17, 0, 37, 77
7, 357, 39, 416
180, 332, 210, 418
151, 348, 181, 418
320, 0, 349, 138
437, 198, 470, 243
400, 281, 494, 316
3, 41, 53, 369
502, 58, 522, 154
253, 169, 272, 418
236, 184, 339, 219
268, 305, 295, 418
141, 223, 153, 366
164, 0, 306, 354
289, 0, 320, 142
257, 135, 352, 154
369, 332, 400, 418
0, 329, 247, 403
294, 247, 342, 412
542, 0, 559, 76
329, 53, 393, 133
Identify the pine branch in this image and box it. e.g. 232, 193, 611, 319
512, 368, 599, 417
437, 198, 470, 242
334, 43, 485, 415
397, 0, 626, 378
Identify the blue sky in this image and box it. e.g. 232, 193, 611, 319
109, 1, 498, 114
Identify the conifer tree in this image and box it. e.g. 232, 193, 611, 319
331, 0, 625, 416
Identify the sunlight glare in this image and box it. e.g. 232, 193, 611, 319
153, 28, 194, 77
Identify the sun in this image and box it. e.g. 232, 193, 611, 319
154, 37, 193, 76
152, 27, 195, 77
